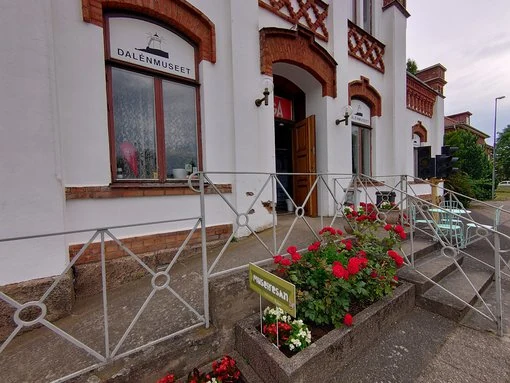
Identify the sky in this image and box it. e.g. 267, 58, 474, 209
406, 0, 510, 145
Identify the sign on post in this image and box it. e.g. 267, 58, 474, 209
248, 263, 296, 317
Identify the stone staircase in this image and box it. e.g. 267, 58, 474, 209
398, 247, 495, 323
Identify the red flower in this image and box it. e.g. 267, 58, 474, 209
344, 313, 353, 326
332, 261, 349, 280
387, 250, 404, 267
370, 270, 378, 278
273, 255, 282, 264
157, 374, 175, 383
291, 252, 302, 262
347, 257, 361, 275
398, 231, 407, 240
319, 226, 337, 235
344, 240, 353, 251
393, 276, 399, 281
357, 250, 367, 258
384, 224, 393, 231
394, 225, 405, 233
336, 229, 343, 235
281, 258, 291, 266
287, 245, 297, 254
308, 241, 321, 252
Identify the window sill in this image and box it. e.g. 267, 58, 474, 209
65, 183, 232, 200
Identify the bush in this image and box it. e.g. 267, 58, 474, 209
273, 203, 406, 328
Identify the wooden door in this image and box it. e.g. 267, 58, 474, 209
292, 115, 318, 217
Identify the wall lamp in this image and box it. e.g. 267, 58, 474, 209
255, 77, 273, 107
335, 105, 353, 126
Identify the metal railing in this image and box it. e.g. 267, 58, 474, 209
1, 171, 509, 381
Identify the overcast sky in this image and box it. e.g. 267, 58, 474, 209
406, 0, 510, 144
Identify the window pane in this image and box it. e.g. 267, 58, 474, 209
363, 0, 372, 33
361, 127, 371, 175
352, 126, 359, 174
162, 81, 198, 178
112, 67, 157, 180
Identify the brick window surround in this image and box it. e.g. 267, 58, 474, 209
348, 76, 382, 116
65, 183, 232, 200
259, 27, 337, 98
81, 0, 216, 63
412, 122, 428, 142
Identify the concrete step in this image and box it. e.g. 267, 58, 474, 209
398, 250, 462, 295
417, 264, 494, 322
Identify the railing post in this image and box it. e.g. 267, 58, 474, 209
494, 219, 503, 336
271, 174, 277, 255
200, 172, 210, 327
100, 230, 110, 359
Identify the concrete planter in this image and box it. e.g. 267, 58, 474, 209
235, 283, 415, 383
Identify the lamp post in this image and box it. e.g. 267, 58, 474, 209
492, 96, 506, 199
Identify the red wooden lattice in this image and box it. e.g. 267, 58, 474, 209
259, 0, 329, 42
347, 21, 385, 73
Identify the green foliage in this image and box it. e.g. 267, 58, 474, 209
444, 130, 493, 201
495, 125, 510, 181
444, 130, 491, 180
406, 58, 418, 75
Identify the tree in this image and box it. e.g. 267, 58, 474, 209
406, 58, 418, 75
444, 130, 493, 200
495, 125, 510, 181
444, 130, 491, 180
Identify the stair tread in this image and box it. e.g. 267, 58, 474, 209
398, 250, 458, 284
421, 266, 494, 310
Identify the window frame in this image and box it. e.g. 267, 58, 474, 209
352, 124, 372, 176
104, 13, 202, 184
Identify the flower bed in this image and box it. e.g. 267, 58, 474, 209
234, 203, 415, 382
235, 283, 415, 383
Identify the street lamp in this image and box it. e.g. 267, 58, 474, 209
492, 95, 506, 199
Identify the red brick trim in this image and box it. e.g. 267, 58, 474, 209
81, 0, 216, 63
69, 224, 232, 264
258, 0, 329, 42
412, 122, 428, 142
348, 76, 382, 116
65, 184, 232, 200
407, 74, 436, 118
260, 27, 337, 98
347, 21, 385, 73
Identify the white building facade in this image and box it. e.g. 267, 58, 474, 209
0, 0, 445, 291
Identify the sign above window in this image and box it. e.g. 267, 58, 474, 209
351, 99, 371, 127
108, 17, 196, 80
274, 96, 293, 121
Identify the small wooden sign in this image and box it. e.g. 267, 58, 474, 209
249, 263, 296, 317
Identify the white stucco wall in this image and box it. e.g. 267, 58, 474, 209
0, 1, 67, 284
0, 0, 445, 284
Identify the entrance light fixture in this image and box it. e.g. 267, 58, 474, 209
255, 77, 274, 107
335, 105, 353, 126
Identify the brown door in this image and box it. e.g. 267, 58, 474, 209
292, 115, 318, 217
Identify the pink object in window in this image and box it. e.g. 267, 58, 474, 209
120, 142, 139, 177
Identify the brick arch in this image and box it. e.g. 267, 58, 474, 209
412, 121, 428, 142
81, 0, 216, 63
348, 76, 382, 116
260, 27, 337, 97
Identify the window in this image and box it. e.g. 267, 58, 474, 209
106, 16, 199, 182
351, 99, 372, 175
352, 126, 372, 175
352, 0, 373, 34
362, 0, 373, 34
